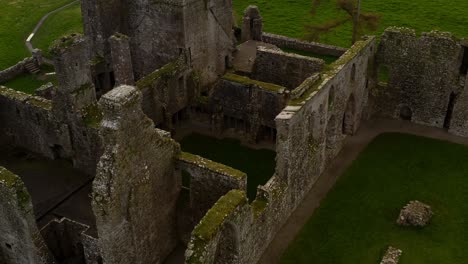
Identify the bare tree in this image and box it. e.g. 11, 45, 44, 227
305, 0, 381, 44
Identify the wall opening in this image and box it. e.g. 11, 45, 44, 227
444, 92, 458, 129
342, 94, 356, 135
459, 46, 468, 75
351, 64, 356, 82
399, 106, 413, 121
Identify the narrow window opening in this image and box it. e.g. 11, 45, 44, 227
444, 92, 458, 129
459, 46, 468, 75
400, 106, 412, 121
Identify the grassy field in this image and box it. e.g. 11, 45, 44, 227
179, 133, 276, 200
282, 133, 468, 263
233, 0, 468, 47
32, 1, 83, 57
0, 0, 75, 70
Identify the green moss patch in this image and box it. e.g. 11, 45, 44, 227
223, 73, 285, 93
49, 33, 83, 56
0, 167, 31, 210
188, 189, 247, 264
82, 103, 103, 128
251, 198, 268, 218
179, 152, 246, 180
136, 58, 184, 89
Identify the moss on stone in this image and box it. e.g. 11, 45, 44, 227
49, 33, 83, 56
288, 38, 373, 106
89, 55, 104, 66
0, 167, 31, 211
251, 198, 268, 218
82, 103, 103, 128
188, 190, 247, 264
27, 96, 52, 110
223, 73, 285, 93
179, 152, 246, 180
0, 85, 30, 101
136, 59, 184, 89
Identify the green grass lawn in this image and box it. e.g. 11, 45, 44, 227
0, 0, 75, 70
233, 0, 468, 47
2, 74, 49, 94
32, 1, 83, 57
282, 133, 468, 264
179, 133, 276, 200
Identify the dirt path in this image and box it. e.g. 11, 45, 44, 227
259, 118, 468, 264
25, 0, 78, 64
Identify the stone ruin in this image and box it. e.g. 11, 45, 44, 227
397, 200, 433, 227
380, 246, 402, 264
0, 0, 467, 263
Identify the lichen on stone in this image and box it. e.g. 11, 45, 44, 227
27, 96, 52, 110
178, 152, 246, 180
251, 198, 268, 218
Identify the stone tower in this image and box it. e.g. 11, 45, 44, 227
81, 0, 235, 88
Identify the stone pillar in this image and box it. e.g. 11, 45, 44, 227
109, 33, 135, 86
49, 33, 101, 175
93, 85, 181, 264
0, 167, 55, 264
50, 33, 96, 112
32, 49, 43, 66
241, 5, 263, 42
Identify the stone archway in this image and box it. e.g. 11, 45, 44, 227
214, 222, 239, 264
342, 94, 356, 135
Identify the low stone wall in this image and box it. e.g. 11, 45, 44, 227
0, 167, 55, 264
253, 46, 324, 89
177, 152, 247, 222
372, 28, 468, 137
262, 32, 347, 57
186, 37, 376, 264
0, 57, 36, 84
0, 86, 72, 160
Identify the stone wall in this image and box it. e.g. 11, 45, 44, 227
137, 54, 198, 131
82, 0, 234, 84
177, 152, 247, 222
253, 46, 324, 89
186, 37, 376, 264
372, 28, 468, 136
0, 86, 72, 160
92, 85, 181, 264
212, 73, 288, 141
0, 167, 54, 264
262, 32, 347, 57
50, 34, 102, 175
0, 57, 37, 84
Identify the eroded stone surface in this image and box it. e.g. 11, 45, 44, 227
380, 246, 402, 264
397, 200, 433, 227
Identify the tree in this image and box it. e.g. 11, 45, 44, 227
305, 0, 381, 44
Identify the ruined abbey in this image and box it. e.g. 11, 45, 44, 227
1, 0, 468, 263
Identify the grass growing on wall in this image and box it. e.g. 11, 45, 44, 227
233, 0, 468, 47
282, 133, 468, 263
32, 1, 83, 57
0, 0, 74, 70
180, 133, 276, 200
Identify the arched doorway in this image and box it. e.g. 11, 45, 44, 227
342, 94, 356, 135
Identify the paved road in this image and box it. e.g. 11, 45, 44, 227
259, 118, 468, 264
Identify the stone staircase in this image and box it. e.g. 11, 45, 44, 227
25, 61, 41, 74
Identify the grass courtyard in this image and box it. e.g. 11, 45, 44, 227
179, 133, 276, 200
282, 133, 468, 263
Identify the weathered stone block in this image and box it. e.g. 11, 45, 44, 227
380, 246, 402, 264
397, 200, 433, 227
